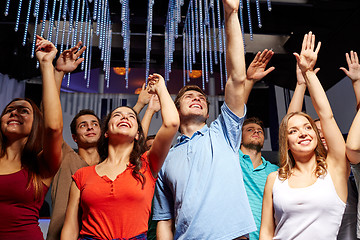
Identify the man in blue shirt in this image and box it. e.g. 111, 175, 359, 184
239, 117, 279, 240
152, 0, 257, 239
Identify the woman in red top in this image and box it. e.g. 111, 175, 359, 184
61, 74, 179, 240
0, 37, 63, 240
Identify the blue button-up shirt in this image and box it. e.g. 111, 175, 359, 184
153, 103, 256, 240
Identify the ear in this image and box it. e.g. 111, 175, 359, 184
135, 131, 139, 141
104, 131, 109, 138
72, 134, 78, 143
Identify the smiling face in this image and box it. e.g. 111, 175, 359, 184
287, 115, 318, 156
177, 90, 209, 122
106, 106, 139, 141
72, 114, 101, 148
1, 100, 34, 140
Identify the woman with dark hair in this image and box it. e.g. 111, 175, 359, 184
260, 32, 349, 239
61, 74, 179, 240
0, 36, 63, 239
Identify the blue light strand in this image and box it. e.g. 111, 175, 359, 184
211, 4, 217, 64
194, 0, 200, 53
66, 0, 76, 49
33, 0, 40, 16
239, 0, 246, 51
78, 0, 86, 43
31, 0, 41, 58
199, 0, 203, 44
47, 0, 57, 42
267, 0, 272, 11
183, 30, 186, 86
200, 21, 205, 90
22, 0, 33, 45
219, 51, 224, 91
72, 0, 81, 46
186, 29, 191, 82
96, 0, 102, 35
81, 10, 89, 70
4, 0, 11, 16
84, 17, 91, 80
207, 19, 213, 74
203, 23, 209, 84
55, 0, 64, 47
62, 0, 68, 18
145, 0, 155, 83
40, 0, 49, 36
187, 19, 192, 73
86, 28, 93, 87
14, 0, 23, 32
222, 23, 227, 82
191, 0, 196, 63
255, 0, 262, 28
246, 0, 253, 40
93, 0, 98, 20
204, 0, 209, 25
66, 73, 71, 87
216, 0, 223, 53
60, 10, 67, 53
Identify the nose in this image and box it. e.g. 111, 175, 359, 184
9, 108, 19, 117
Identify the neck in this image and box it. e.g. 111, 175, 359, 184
0, 138, 26, 166
78, 146, 100, 166
180, 120, 206, 137
105, 141, 134, 166
241, 146, 262, 169
292, 152, 317, 174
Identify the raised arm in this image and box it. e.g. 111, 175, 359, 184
35, 36, 63, 181
294, 32, 348, 180
146, 74, 179, 177
61, 182, 80, 240
141, 94, 161, 138
223, 0, 246, 116
343, 51, 360, 164
54, 42, 86, 94
287, 64, 320, 114
244, 49, 275, 104
340, 51, 360, 110
133, 83, 152, 114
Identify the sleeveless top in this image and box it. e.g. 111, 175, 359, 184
72, 152, 157, 239
0, 168, 49, 240
273, 172, 346, 240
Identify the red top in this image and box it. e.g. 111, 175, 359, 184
73, 152, 157, 239
0, 168, 49, 240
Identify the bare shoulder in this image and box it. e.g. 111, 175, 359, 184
265, 171, 278, 188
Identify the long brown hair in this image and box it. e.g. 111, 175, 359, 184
98, 106, 147, 188
278, 112, 327, 181
0, 98, 44, 200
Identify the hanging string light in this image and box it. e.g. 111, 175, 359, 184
145, 0, 155, 84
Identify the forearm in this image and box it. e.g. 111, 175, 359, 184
54, 68, 65, 95
141, 108, 156, 138
157, 219, 174, 240
157, 88, 179, 129
287, 83, 306, 114
352, 80, 360, 110
243, 79, 255, 105
346, 108, 360, 164
133, 102, 146, 114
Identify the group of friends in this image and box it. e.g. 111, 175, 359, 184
1, 0, 360, 239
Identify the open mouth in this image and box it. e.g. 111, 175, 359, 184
7, 120, 22, 125
189, 103, 202, 109
117, 122, 131, 128
298, 139, 311, 145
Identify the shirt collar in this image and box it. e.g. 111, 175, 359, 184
175, 124, 208, 146
239, 149, 267, 171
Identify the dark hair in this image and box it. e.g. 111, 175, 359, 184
98, 106, 147, 188
243, 117, 265, 132
0, 98, 44, 200
146, 135, 156, 141
174, 85, 210, 113
70, 109, 100, 135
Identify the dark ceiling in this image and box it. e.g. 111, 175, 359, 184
1, 0, 360, 92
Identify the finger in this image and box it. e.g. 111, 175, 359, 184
75, 58, 85, 65
310, 33, 315, 50
306, 31, 312, 50
314, 41, 321, 54
253, 51, 261, 63
350, 50, 355, 63
76, 46, 86, 56
264, 66, 275, 75
355, 52, 359, 64
142, 83, 146, 90
345, 52, 351, 66
314, 68, 320, 74
263, 51, 274, 65
340, 67, 349, 76
301, 34, 307, 52
36, 35, 45, 41
259, 49, 268, 62
293, 52, 301, 63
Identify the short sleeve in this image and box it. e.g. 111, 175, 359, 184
72, 168, 84, 190
218, 102, 247, 151
152, 169, 174, 221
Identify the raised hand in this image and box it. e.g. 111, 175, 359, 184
296, 63, 320, 85
55, 41, 86, 73
293, 31, 321, 73
247, 49, 275, 82
138, 83, 152, 106
148, 94, 161, 113
147, 73, 166, 95
35, 35, 57, 63
340, 51, 360, 82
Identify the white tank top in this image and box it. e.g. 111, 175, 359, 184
273, 172, 346, 240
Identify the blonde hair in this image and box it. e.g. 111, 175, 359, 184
278, 112, 327, 180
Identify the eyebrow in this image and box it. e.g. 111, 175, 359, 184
6, 106, 31, 111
